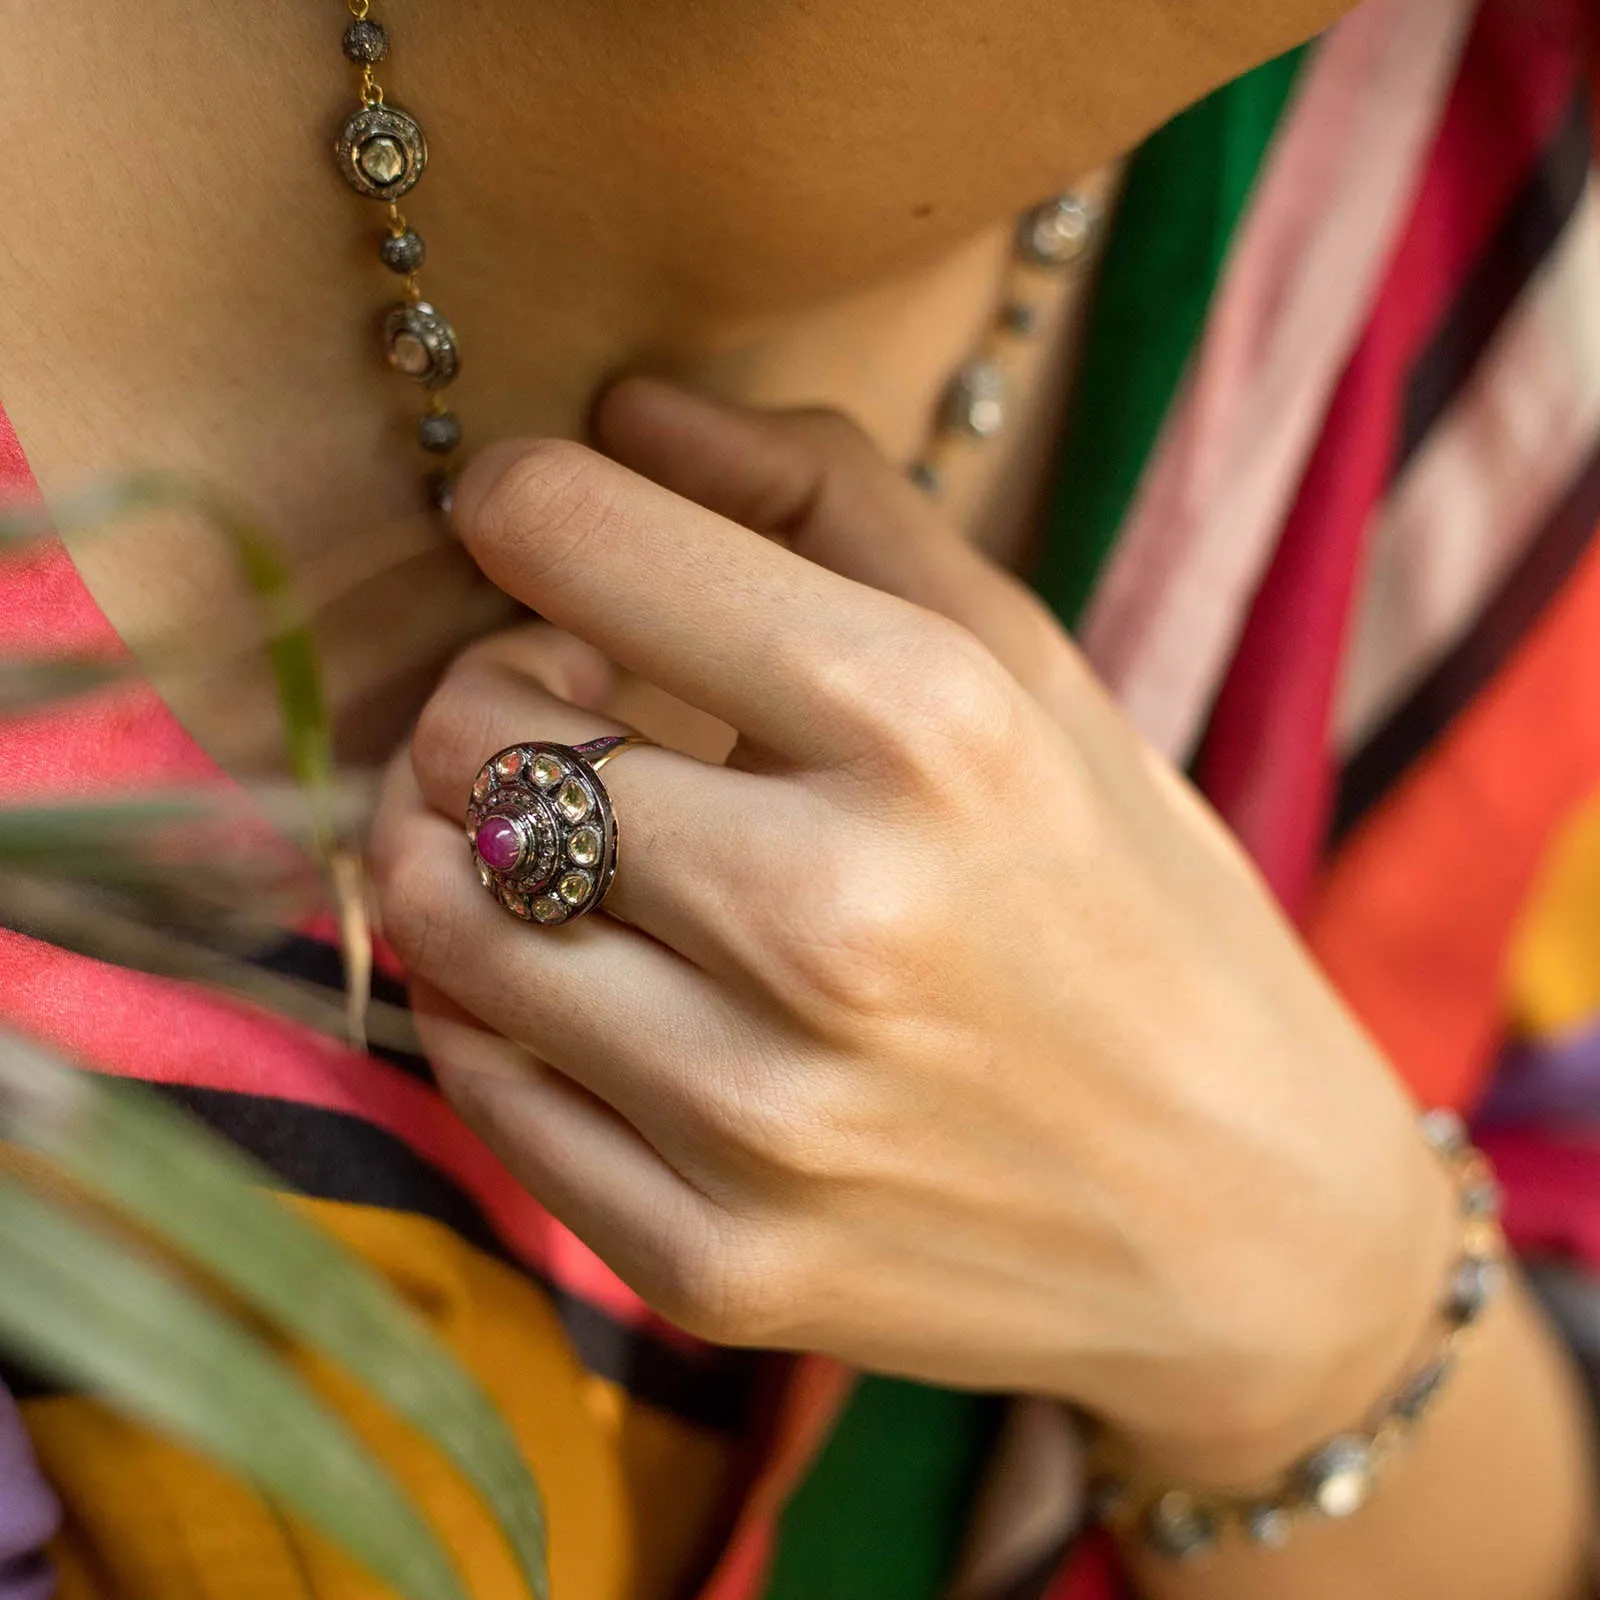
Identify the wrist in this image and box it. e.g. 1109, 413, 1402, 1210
1090, 1112, 1506, 1558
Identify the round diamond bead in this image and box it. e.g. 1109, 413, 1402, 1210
1017, 192, 1097, 267
531, 754, 564, 789
419, 410, 462, 455
558, 871, 592, 906
1393, 1354, 1454, 1421
1297, 1436, 1374, 1519
568, 826, 602, 867
941, 361, 1007, 439
342, 18, 390, 62
1419, 1107, 1468, 1156
474, 815, 523, 874
1142, 1492, 1217, 1561
1000, 300, 1038, 335
381, 227, 426, 274
494, 750, 524, 781
557, 779, 591, 822
532, 896, 567, 924
1447, 1255, 1503, 1326
1243, 1503, 1293, 1547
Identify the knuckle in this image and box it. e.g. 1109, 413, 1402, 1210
652, 1220, 799, 1347
410, 658, 508, 790
697, 1065, 849, 1186
782, 406, 880, 469
460, 438, 619, 596
758, 844, 932, 1022
373, 833, 461, 980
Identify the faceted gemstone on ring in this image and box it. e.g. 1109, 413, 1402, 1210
557, 779, 591, 821
494, 749, 524, 781
477, 861, 493, 889
474, 815, 523, 874
567, 826, 601, 867
532, 896, 567, 924
472, 768, 493, 802
558, 871, 592, 906
501, 889, 530, 918
531, 753, 564, 789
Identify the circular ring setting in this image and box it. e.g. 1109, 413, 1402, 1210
466, 738, 644, 925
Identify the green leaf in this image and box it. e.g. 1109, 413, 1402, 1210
0, 1037, 549, 1600
0, 656, 129, 714
0, 1171, 469, 1600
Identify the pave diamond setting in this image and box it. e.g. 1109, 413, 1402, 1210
465, 741, 621, 924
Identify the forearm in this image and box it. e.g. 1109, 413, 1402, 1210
1121, 1276, 1597, 1600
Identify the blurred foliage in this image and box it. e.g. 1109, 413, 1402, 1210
0, 478, 549, 1598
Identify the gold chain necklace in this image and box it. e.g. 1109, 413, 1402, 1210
331, 2, 1101, 511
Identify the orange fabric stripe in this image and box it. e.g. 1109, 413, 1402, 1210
1304, 521, 1600, 1108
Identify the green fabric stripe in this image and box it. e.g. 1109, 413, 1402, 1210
763, 1378, 1003, 1600
1033, 43, 1309, 629
758, 45, 1313, 1600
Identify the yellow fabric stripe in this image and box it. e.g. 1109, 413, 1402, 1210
23, 1196, 738, 1600
1509, 787, 1600, 1038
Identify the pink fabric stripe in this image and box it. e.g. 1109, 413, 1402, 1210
1199, 298, 1407, 911
1080, 0, 1475, 761
0, 926, 694, 1344
1200, 0, 1583, 911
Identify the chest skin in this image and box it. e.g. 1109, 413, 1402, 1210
0, 0, 1346, 774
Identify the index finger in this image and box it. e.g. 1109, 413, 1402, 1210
452, 437, 923, 763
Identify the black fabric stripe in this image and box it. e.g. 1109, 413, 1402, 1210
5, 1084, 757, 1433
1333, 437, 1600, 842
1397, 89, 1592, 475
248, 931, 434, 1085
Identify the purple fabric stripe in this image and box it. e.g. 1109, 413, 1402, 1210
0, 1385, 56, 1600
1478, 1018, 1600, 1125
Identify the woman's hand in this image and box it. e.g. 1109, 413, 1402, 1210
370, 378, 1455, 1482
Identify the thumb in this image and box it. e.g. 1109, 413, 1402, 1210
592, 376, 1080, 706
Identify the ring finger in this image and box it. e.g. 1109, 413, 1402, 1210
409, 652, 808, 973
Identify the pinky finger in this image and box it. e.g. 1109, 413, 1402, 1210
411, 981, 731, 1328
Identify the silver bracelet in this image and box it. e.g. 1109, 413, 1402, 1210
1088, 1109, 1505, 1559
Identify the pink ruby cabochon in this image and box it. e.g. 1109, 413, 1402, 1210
474, 815, 523, 874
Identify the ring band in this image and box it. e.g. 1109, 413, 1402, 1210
466, 736, 652, 925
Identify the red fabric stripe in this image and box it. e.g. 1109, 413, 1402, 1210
694, 1358, 855, 1600
0, 927, 699, 1344
1041, 1533, 1123, 1600
1199, 0, 1581, 915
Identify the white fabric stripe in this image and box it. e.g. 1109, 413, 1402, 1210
1080, 0, 1474, 762
1337, 176, 1600, 750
